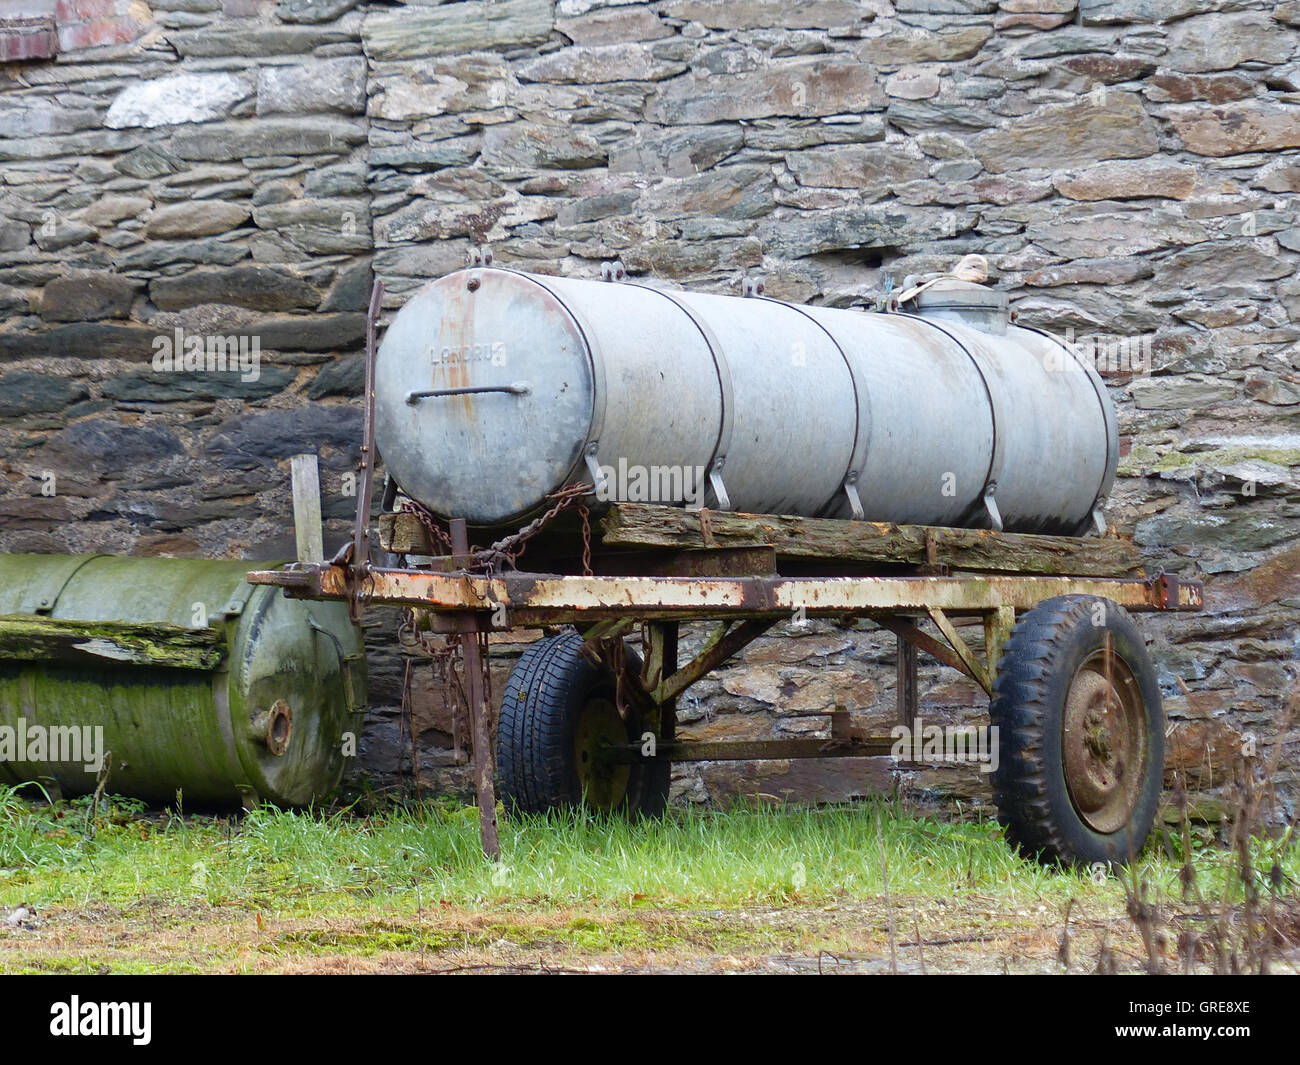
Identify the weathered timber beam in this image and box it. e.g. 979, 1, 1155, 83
595, 545, 776, 577
378, 511, 437, 555
0, 614, 226, 670
601, 504, 1145, 577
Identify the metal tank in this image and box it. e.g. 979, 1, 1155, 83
0, 555, 366, 807
374, 267, 1116, 536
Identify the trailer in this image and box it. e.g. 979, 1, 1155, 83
247, 276, 1205, 868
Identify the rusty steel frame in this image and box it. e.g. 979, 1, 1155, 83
249, 561, 1200, 715
248, 551, 1202, 858
605, 737, 900, 764
448, 518, 500, 860
251, 564, 1201, 622
247, 563, 1201, 725
335, 278, 385, 625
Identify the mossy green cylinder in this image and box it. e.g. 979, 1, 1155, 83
0, 554, 366, 807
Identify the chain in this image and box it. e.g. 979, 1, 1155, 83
398, 498, 455, 556
580, 503, 592, 577
399, 611, 471, 766
399, 483, 594, 575
481, 482, 594, 572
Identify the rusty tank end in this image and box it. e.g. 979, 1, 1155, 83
0, 554, 366, 807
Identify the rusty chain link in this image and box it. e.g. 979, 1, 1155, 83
398, 482, 595, 576
397, 611, 494, 769
388, 484, 592, 779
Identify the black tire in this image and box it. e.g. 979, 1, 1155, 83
990, 595, 1165, 867
497, 632, 671, 817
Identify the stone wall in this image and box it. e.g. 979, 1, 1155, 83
2, 0, 1299, 821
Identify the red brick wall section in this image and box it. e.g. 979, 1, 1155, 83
55, 0, 147, 52
0, 0, 148, 59
0, 17, 58, 61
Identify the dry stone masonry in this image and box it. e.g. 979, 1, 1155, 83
1, 0, 1297, 824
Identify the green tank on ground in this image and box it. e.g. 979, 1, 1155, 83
0, 554, 366, 808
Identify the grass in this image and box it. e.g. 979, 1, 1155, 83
1, 785, 1296, 973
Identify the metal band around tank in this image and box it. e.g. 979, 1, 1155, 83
895, 312, 1006, 532
504, 270, 611, 500
20, 553, 104, 615
754, 296, 870, 519
1018, 322, 1118, 527
624, 282, 736, 511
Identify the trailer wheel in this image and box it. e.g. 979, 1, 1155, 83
989, 595, 1164, 867
497, 632, 670, 817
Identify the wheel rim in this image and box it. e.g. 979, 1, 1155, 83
572, 694, 631, 811
1061, 647, 1147, 835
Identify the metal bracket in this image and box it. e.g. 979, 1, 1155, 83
584, 443, 609, 498
344, 278, 386, 624
983, 481, 1004, 533
754, 296, 868, 519
600, 259, 627, 282
309, 617, 367, 713
624, 282, 735, 513
927, 607, 993, 696
1157, 572, 1179, 610
380, 473, 398, 514
1091, 502, 1109, 537
467, 244, 493, 267
843, 474, 865, 521
222, 580, 257, 618
742, 276, 765, 297
707, 457, 731, 512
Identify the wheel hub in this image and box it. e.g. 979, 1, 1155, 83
572, 695, 631, 811
1062, 650, 1146, 835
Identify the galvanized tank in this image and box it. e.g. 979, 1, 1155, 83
0, 555, 366, 807
375, 268, 1117, 536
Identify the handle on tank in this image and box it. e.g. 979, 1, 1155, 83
308, 618, 366, 713
405, 383, 531, 403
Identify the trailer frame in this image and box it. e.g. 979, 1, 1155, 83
249, 280, 1205, 860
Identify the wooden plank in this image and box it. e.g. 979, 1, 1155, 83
381, 504, 1145, 577
601, 504, 1144, 578
0, 614, 226, 670
378, 511, 432, 555
291, 453, 324, 564
594, 546, 776, 577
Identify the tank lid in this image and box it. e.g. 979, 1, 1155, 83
373, 268, 597, 527
911, 278, 1008, 312
911, 279, 1010, 336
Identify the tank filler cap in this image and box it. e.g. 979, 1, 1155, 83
911, 279, 1010, 336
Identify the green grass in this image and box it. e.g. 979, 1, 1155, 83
2, 783, 1294, 922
